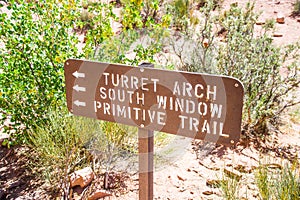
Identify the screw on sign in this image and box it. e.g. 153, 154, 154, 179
64, 59, 244, 200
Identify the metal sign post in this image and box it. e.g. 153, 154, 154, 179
138, 63, 154, 200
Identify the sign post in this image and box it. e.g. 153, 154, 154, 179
138, 63, 154, 200
64, 59, 244, 199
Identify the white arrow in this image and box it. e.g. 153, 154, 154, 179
74, 100, 86, 107
72, 71, 85, 78
73, 85, 86, 92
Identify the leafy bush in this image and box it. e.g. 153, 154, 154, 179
0, 1, 82, 141
80, 2, 117, 58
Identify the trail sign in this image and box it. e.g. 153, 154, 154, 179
64, 59, 244, 146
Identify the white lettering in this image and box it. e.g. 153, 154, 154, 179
157, 112, 166, 125
103, 72, 109, 85
104, 103, 110, 115
100, 87, 107, 99
210, 103, 222, 118
141, 78, 149, 91
179, 115, 188, 129
151, 78, 159, 92
156, 95, 167, 109
183, 82, 192, 97
136, 92, 145, 105
195, 84, 204, 98
190, 117, 199, 131
207, 85, 217, 100
173, 81, 180, 95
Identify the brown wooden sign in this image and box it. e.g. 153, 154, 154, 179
64, 59, 244, 146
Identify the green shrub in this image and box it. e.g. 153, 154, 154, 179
170, 2, 300, 135
28, 109, 95, 196
293, 0, 300, 15
220, 176, 240, 200
217, 3, 300, 135
0, 1, 82, 141
255, 163, 300, 200
81, 2, 117, 58
166, 0, 193, 31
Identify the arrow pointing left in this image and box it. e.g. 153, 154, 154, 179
74, 100, 86, 107
73, 85, 86, 92
72, 71, 85, 78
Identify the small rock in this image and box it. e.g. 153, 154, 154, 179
202, 190, 214, 195
88, 189, 111, 200
273, 33, 283, 37
255, 21, 265, 25
177, 175, 186, 181
69, 167, 95, 188
203, 38, 209, 48
276, 13, 285, 24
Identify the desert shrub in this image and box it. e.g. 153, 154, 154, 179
165, 1, 218, 73
28, 109, 95, 197
217, 3, 300, 135
166, 0, 197, 31
293, 0, 300, 15
255, 163, 300, 200
169, 1, 300, 135
0, 0, 82, 142
220, 174, 240, 200
29, 107, 138, 196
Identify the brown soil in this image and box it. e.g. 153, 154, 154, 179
1, 0, 300, 199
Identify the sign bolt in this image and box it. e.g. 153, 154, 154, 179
234, 83, 239, 88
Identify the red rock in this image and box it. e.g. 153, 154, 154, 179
273, 33, 283, 37
69, 167, 95, 188
203, 38, 209, 48
256, 21, 265, 25
88, 190, 111, 200
202, 190, 214, 195
276, 14, 285, 24
177, 175, 186, 181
